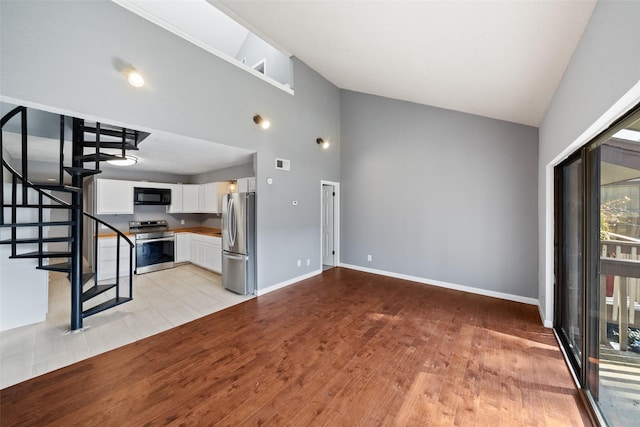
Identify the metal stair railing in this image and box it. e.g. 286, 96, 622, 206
1, 105, 135, 330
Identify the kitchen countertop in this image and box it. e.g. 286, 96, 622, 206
172, 227, 222, 238
98, 227, 221, 238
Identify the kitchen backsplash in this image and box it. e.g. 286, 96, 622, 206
97, 204, 220, 234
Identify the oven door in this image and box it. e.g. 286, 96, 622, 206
136, 237, 175, 274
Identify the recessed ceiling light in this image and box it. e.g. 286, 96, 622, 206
107, 155, 138, 166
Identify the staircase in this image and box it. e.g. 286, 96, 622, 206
1, 105, 147, 331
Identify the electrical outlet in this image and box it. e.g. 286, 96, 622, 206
180, 219, 185, 225
306, 259, 310, 266
297, 259, 301, 267
367, 254, 372, 262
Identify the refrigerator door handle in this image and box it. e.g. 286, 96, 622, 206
229, 198, 237, 248
224, 252, 246, 261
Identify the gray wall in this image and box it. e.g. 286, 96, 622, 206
341, 91, 539, 298
191, 162, 254, 184
538, 0, 640, 322
0, 0, 341, 290
235, 33, 291, 88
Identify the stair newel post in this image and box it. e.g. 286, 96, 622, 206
69, 118, 84, 330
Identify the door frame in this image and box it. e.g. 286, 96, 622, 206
320, 180, 340, 269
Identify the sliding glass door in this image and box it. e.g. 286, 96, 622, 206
557, 152, 584, 373
555, 106, 640, 425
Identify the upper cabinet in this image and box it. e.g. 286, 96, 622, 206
182, 184, 200, 213
236, 177, 256, 193
95, 179, 134, 215
166, 184, 183, 214
199, 182, 229, 213
95, 179, 232, 215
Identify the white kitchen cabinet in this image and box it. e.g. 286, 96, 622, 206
96, 179, 134, 214
202, 236, 222, 273
166, 184, 183, 213
190, 234, 204, 266
189, 234, 221, 273
199, 182, 229, 213
236, 177, 256, 193
97, 236, 134, 281
175, 232, 191, 263
182, 184, 200, 213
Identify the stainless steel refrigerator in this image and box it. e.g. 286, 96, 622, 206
222, 192, 256, 295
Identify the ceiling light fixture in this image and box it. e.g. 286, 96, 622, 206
229, 180, 237, 192
107, 155, 138, 167
253, 114, 270, 129
126, 68, 145, 88
316, 138, 330, 149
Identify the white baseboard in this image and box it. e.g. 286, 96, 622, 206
256, 269, 322, 296
539, 305, 553, 328
339, 263, 539, 306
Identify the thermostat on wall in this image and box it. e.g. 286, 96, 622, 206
275, 158, 291, 171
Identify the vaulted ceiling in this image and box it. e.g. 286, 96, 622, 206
213, 0, 597, 126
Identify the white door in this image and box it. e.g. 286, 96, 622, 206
322, 184, 335, 266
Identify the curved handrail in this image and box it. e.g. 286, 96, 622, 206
0, 105, 25, 128
84, 211, 134, 248
1, 106, 70, 207
2, 105, 135, 325
1, 158, 70, 206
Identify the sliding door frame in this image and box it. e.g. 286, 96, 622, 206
554, 103, 640, 425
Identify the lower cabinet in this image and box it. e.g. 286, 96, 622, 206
176, 233, 221, 273
175, 233, 191, 263
202, 238, 222, 273
97, 237, 134, 281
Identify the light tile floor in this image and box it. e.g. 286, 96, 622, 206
0, 264, 253, 389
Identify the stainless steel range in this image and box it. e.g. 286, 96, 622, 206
129, 220, 175, 274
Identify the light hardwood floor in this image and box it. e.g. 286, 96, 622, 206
1, 268, 592, 425
0, 263, 252, 389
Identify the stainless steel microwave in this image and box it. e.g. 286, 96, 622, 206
133, 187, 171, 205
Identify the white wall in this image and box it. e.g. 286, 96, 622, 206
0, 0, 340, 291
538, 0, 640, 325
